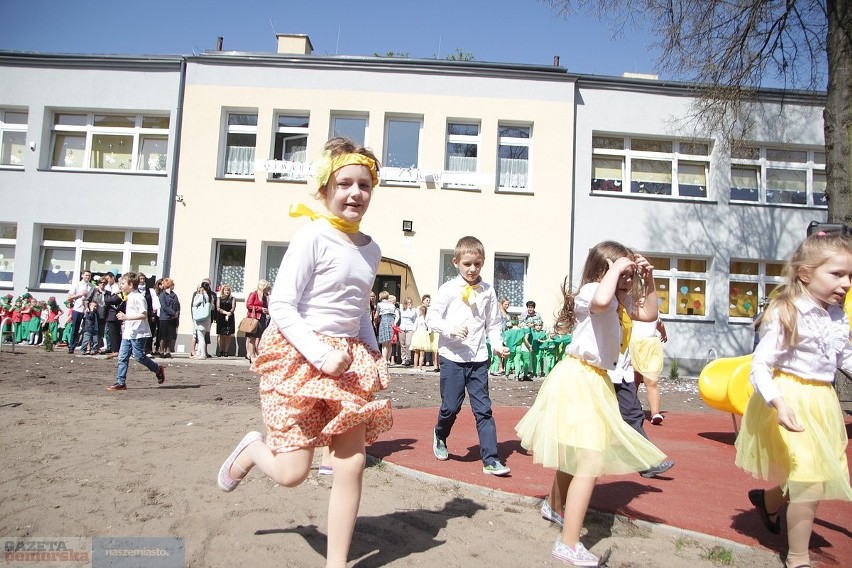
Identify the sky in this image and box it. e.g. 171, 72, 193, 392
0, 0, 660, 78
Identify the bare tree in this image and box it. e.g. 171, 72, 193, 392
542, 0, 851, 223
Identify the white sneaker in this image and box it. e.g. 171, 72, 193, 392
482, 460, 510, 476
540, 500, 564, 528
551, 539, 598, 566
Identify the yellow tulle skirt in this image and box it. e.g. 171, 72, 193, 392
735, 371, 852, 503
515, 356, 668, 477
630, 337, 664, 381
409, 328, 432, 351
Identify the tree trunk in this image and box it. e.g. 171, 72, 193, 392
824, 0, 852, 224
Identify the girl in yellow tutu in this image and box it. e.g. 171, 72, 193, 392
735, 232, 852, 568
516, 240, 672, 566
216, 137, 392, 568
630, 317, 667, 424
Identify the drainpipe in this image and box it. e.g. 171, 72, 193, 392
568, 81, 578, 286
162, 57, 187, 278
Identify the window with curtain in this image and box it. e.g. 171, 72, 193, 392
0, 110, 28, 168
592, 134, 711, 199
272, 114, 309, 180
0, 223, 16, 287
730, 144, 825, 207
215, 242, 247, 294
494, 255, 527, 310
224, 113, 257, 177
264, 244, 289, 287
645, 255, 709, 318
50, 112, 170, 172
444, 121, 480, 188
497, 124, 531, 191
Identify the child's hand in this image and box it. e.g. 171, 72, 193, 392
451, 324, 468, 339
494, 346, 510, 357
116, 312, 126, 321
772, 398, 805, 432
321, 350, 352, 377
633, 254, 655, 278
607, 256, 636, 274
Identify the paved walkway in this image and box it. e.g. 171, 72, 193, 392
370, 405, 852, 567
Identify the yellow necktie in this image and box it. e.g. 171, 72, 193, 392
461, 284, 481, 305
617, 302, 632, 354
289, 203, 360, 234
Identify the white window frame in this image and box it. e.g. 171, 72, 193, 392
729, 145, 826, 207
439, 250, 457, 285
269, 113, 309, 181
496, 123, 532, 193
728, 259, 785, 322
331, 113, 369, 146
382, 115, 423, 185
49, 111, 170, 173
591, 135, 711, 199
0, 223, 16, 289
647, 255, 710, 320
0, 109, 28, 169
214, 241, 247, 297
493, 254, 528, 311
221, 111, 258, 178
37, 227, 160, 290
443, 121, 481, 190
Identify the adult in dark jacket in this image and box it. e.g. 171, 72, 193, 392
157, 277, 180, 359
103, 288, 125, 357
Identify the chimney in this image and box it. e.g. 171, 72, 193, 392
216, 36, 223, 51
553, 55, 560, 67
276, 34, 314, 55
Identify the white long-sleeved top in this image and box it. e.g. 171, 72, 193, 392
566, 282, 633, 371
267, 219, 381, 369
751, 295, 852, 404
426, 276, 504, 364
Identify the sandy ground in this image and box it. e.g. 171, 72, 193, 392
0, 347, 786, 567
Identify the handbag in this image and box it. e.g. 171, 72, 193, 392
239, 317, 259, 334
191, 294, 211, 321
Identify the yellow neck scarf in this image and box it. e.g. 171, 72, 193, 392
461, 283, 482, 305
289, 203, 360, 234
617, 302, 632, 354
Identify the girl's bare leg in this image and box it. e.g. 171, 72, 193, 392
548, 470, 571, 514
645, 377, 661, 417
231, 442, 313, 487
785, 500, 818, 568
325, 423, 367, 568
560, 475, 596, 546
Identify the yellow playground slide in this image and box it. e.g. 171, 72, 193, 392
698, 354, 754, 415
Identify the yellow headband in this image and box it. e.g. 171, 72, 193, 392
313, 151, 379, 190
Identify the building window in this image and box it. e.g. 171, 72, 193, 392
223, 112, 257, 177
264, 243, 289, 287
497, 124, 531, 191
382, 116, 422, 183
331, 114, 368, 146
0, 110, 28, 168
494, 255, 527, 310
730, 145, 826, 206
215, 242, 246, 295
646, 255, 709, 317
729, 259, 785, 319
439, 251, 457, 285
271, 114, 309, 180
591, 135, 711, 198
0, 223, 16, 287
50, 112, 169, 172
37, 227, 159, 289
443, 121, 481, 189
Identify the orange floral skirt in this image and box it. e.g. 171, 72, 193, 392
252, 326, 393, 453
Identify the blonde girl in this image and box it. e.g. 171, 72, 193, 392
736, 232, 852, 568
217, 137, 391, 568
515, 241, 672, 566
629, 317, 668, 423
409, 305, 431, 369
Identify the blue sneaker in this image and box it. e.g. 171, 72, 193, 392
433, 431, 448, 461
482, 460, 510, 476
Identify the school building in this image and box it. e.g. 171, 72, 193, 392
0, 35, 828, 370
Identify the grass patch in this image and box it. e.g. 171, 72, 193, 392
703, 545, 734, 565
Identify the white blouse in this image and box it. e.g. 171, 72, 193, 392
566, 282, 633, 371
751, 295, 852, 404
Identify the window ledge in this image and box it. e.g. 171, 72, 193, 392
39, 167, 168, 177
266, 177, 308, 184
380, 181, 421, 188
496, 188, 534, 195
0, 165, 25, 172
213, 176, 257, 182
442, 185, 482, 193
729, 200, 827, 211
728, 318, 756, 325
660, 316, 716, 324
590, 191, 717, 205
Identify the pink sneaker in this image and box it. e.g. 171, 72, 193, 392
217, 431, 262, 492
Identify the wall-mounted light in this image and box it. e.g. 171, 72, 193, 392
29, 141, 37, 151
402, 220, 413, 233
